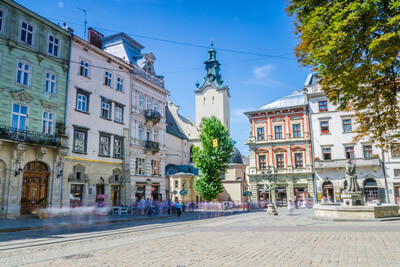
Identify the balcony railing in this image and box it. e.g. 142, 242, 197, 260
145, 140, 160, 154
145, 110, 162, 124
314, 158, 380, 170
0, 126, 60, 146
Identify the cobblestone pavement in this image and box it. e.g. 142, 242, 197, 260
1, 208, 400, 266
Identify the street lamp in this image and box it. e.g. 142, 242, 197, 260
262, 166, 278, 216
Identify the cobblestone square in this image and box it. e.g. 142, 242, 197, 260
1, 209, 400, 266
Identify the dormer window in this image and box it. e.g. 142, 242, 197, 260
147, 61, 153, 73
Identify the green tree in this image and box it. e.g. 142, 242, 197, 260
192, 117, 235, 201
286, 0, 400, 147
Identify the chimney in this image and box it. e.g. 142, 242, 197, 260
88, 27, 104, 49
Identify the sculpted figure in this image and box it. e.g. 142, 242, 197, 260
345, 160, 360, 192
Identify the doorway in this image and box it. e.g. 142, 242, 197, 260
322, 181, 334, 203
111, 185, 120, 206
20, 161, 49, 215
70, 184, 84, 207
394, 186, 400, 205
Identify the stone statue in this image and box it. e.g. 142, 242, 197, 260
345, 160, 360, 192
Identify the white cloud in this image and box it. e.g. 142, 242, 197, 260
244, 64, 285, 87
231, 107, 251, 124
57, 1, 64, 8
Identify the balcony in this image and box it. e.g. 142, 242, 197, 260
314, 158, 380, 171
0, 126, 60, 147
145, 140, 160, 154
145, 110, 162, 124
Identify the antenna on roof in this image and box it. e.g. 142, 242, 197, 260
77, 7, 87, 40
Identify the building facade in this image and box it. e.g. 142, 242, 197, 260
245, 92, 314, 207
102, 33, 169, 202
304, 74, 395, 203
0, 0, 71, 218
62, 31, 132, 209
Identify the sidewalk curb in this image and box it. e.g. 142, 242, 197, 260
309, 215, 400, 222
0, 214, 178, 233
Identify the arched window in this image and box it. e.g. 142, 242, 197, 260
364, 178, 378, 201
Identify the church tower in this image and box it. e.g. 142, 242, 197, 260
195, 44, 230, 130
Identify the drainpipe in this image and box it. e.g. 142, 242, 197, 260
381, 148, 390, 204
60, 34, 73, 208
306, 94, 318, 205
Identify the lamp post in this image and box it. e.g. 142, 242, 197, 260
262, 166, 278, 216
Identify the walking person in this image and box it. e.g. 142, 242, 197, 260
288, 198, 294, 216
167, 199, 171, 215
139, 197, 145, 215
176, 200, 182, 216
293, 195, 298, 209
146, 198, 152, 216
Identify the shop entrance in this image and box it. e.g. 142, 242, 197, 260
258, 191, 268, 208
70, 184, 84, 207
394, 186, 400, 205
275, 188, 287, 207
151, 184, 161, 201
20, 161, 49, 215
363, 178, 378, 202
136, 184, 145, 201
322, 181, 334, 203
111, 185, 120, 206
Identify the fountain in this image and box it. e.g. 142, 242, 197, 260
314, 160, 399, 220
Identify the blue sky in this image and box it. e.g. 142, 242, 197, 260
17, 0, 311, 156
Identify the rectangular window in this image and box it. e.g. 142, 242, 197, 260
114, 104, 123, 123
20, 21, 33, 45
319, 101, 328, 112
151, 160, 160, 175
42, 111, 54, 135
79, 60, 89, 77
343, 119, 352, 132
16, 61, 31, 86
276, 154, 284, 169
113, 137, 123, 158
345, 146, 355, 159
44, 71, 56, 94
322, 148, 331, 160
101, 98, 111, 119
139, 95, 144, 110
394, 169, 400, 177
76, 90, 89, 112
116, 77, 124, 92
0, 10, 4, 33
104, 71, 112, 87
294, 153, 303, 168
274, 125, 283, 139
146, 98, 152, 110
292, 124, 301, 138
175, 180, 179, 188
48, 35, 59, 57
12, 104, 27, 131
138, 125, 144, 141
154, 102, 159, 112
73, 128, 87, 153
363, 145, 372, 159
99, 134, 110, 156
320, 121, 329, 134
391, 143, 400, 157
258, 155, 266, 169
135, 158, 145, 175
257, 127, 265, 141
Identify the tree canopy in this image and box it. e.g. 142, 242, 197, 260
192, 117, 235, 201
286, 0, 400, 147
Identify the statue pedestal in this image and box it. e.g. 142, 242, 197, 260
266, 203, 278, 216
342, 192, 364, 206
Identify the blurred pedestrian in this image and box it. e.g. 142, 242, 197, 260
176, 201, 182, 216
139, 197, 145, 215
288, 198, 294, 216
146, 198, 152, 216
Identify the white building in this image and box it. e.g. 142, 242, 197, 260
102, 33, 169, 202
304, 73, 397, 203
63, 30, 132, 209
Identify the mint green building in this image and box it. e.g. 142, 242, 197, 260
0, 0, 71, 218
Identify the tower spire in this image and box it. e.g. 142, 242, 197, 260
201, 42, 223, 88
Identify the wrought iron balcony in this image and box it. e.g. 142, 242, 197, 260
145, 140, 160, 154
145, 110, 162, 124
0, 126, 60, 146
